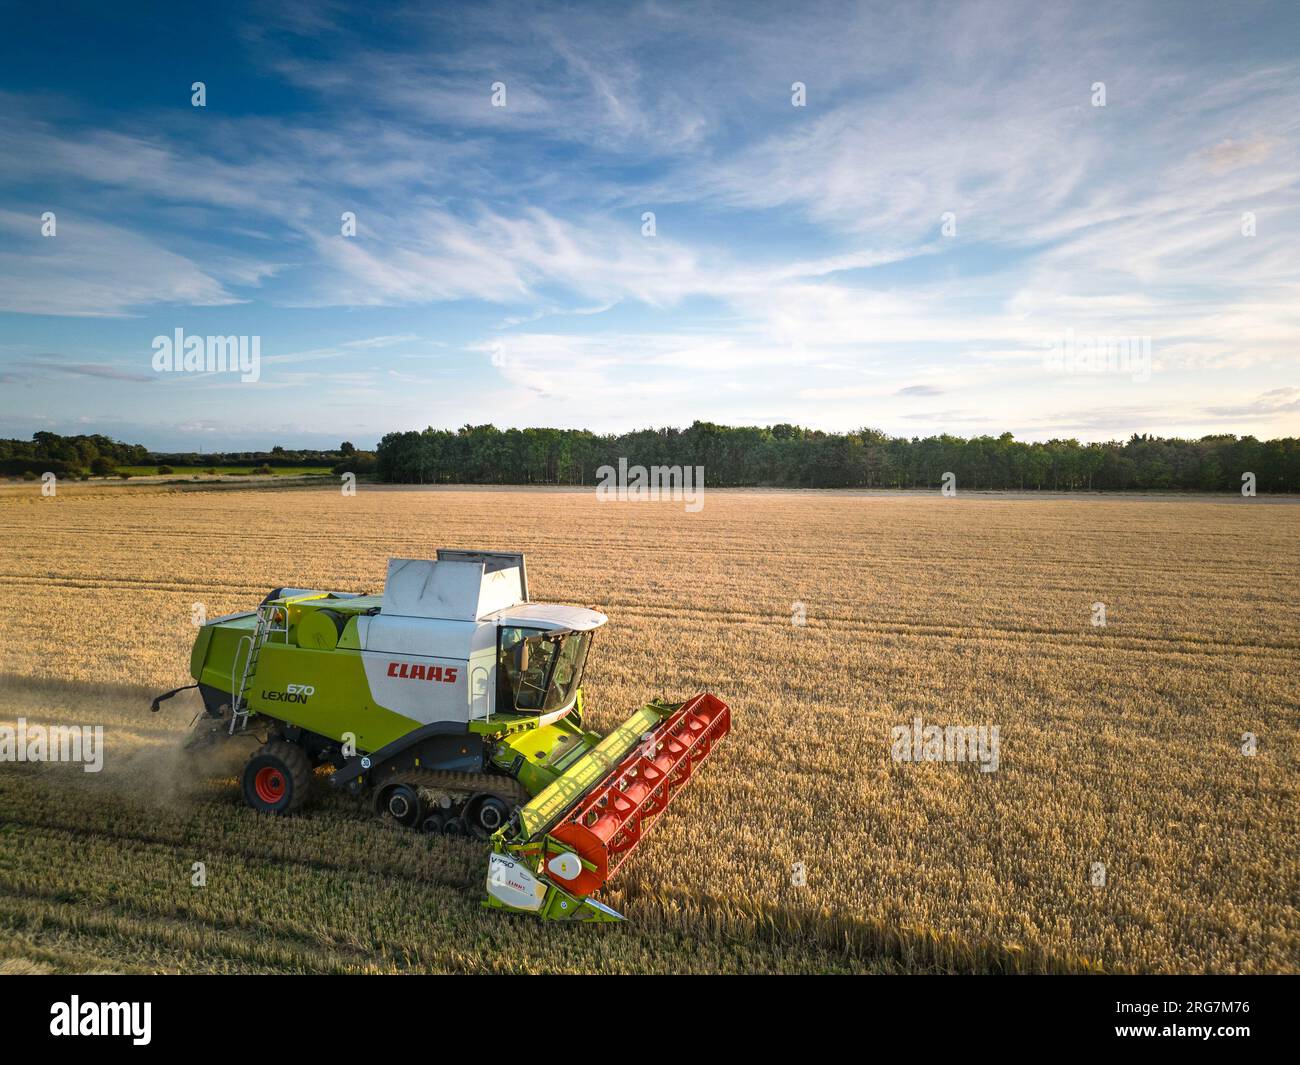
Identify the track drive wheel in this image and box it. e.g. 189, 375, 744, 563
465, 794, 512, 839
381, 783, 423, 829
242, 741, 313, 814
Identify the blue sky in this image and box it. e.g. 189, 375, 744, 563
1, 0, 1298, 450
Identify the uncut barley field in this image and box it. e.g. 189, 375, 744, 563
0, 482, 1296, 974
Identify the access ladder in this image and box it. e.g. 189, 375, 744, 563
230, 603, 289, 733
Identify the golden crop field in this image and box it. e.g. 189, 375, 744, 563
0, 482, 1296, 974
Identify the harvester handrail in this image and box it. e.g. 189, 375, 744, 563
231, 633, 253, 709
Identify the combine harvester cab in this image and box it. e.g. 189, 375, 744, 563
160, 549, 730, 922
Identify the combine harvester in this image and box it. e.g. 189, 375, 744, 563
152, 550, 730, 921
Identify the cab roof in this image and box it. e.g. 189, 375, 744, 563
486, 602, 608, 632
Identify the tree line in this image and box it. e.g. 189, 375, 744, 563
150, 443, 377, 476
0, 432, 148, 477
0, 435, 375, 478
5, 426, 1297, 491
375, 423, 1300, 492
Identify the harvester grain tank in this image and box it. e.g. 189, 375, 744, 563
152, 550, 730, 921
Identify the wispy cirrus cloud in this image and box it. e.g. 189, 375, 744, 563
0, 210, 239, 316
1204, 387, 1300, 418
16, 354, 156, 383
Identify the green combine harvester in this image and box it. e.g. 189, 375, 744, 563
152, 550, 730, 921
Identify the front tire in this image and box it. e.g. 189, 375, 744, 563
242, 741, 312, 814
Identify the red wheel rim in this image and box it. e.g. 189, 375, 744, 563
254, 766, 286, 804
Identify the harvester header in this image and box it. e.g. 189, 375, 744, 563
153, 549, 730, 921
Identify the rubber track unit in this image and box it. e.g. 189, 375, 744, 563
377, 768, 530, 811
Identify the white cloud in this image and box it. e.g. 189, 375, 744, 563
1204, 387, 1300, 418
0, 210, 236, 316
